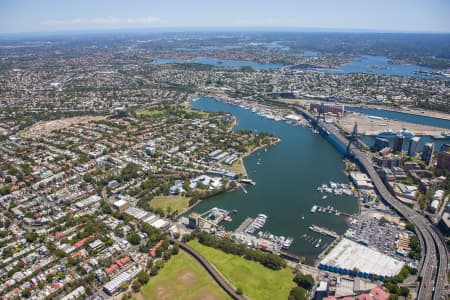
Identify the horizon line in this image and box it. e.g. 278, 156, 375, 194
1, 26, 450, 36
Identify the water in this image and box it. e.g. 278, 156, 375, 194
345, 107, 450, 130
156, 54, 448, 80
187, 97, 359, 263
294, 55, 449, 80
154, 57, 282, 70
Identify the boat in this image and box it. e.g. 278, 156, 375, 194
310, 205, 318, 213
301, 215, 305, 220
322, 195, 328, 199
282, 237, 294, 249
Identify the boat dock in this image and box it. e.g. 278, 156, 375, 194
309, 225, 340, 239
234, 217, 254, 234
311, 205, 354, 217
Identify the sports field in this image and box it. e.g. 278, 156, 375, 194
136, 249, 230, 300
188, 240, 295, 300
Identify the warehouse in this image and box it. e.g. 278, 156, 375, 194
319, 238, 404, 280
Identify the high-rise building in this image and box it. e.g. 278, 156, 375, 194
421, 142, 435, 166
393, 135, 404, 152
437, 151, 450, 170
408, 137, 420, 157
374, 137, 390, 151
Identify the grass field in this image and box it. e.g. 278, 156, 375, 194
136, 250, 230, 300
188, 240, 295, 300
149, 196, 190, 214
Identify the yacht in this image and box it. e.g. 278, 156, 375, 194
282, 237, 294, 249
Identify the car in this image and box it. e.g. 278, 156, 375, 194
423, 281, 428, 288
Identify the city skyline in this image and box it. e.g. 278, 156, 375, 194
1, 0, 450, 34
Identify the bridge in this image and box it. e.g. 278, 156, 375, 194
263, 99, 448, 300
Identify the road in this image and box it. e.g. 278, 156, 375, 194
172, 239, 246, 300
319, 119, 448, 300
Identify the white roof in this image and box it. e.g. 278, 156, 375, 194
151, 219, 168, 229
113, 199, 128, 207
320, 238, 404, 277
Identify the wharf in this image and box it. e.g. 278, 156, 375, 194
234, 217, 254, 234
309, 225, 340, 239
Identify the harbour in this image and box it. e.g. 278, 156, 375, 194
188, 97, 358, 263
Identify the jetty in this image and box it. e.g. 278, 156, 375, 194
309, 224, 340, 239
234, 217, 254, 234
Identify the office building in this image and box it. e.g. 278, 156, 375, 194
437, 151, 450, 170
374, 138, 390, 151
421, 143, 435, 166
407, 137, 420, 157
393, 135, 404, 152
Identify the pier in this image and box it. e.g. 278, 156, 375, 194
309, 225, 340, 239
234, 217, 254, 233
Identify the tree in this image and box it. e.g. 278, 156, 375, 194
127, 233, 141, 245
132, 280, 142, 292
137, 270, 150, 284
294, 273, 314, 291
21, 288, 32, 298
288, 287, 307, 300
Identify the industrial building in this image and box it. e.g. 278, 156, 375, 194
319, 238, 405, 279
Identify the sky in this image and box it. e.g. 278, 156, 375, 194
0, 0, 449, 34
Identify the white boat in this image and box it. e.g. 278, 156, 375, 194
310, 205, 318, 213
282, 237, 294, 249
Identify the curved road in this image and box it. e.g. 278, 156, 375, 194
172, 239, 246, 300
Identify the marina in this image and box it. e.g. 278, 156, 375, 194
188, 97, 359, 262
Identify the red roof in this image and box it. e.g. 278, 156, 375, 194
54, 232, 65, 239
370, 287, 390, 300
149, 240, 164, 257
105, 264, 118, 274
358, 294, 372, 300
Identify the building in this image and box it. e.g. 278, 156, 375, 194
440, 143, 450, 152
439, 212, 450, 236
188, 213, 200, 229
310, 102, 345, 116
393, 135, 404, 152
103, 271, 132, 295
319, 238, 405, 279
421, 143, 435, 167
407, 137, 420, 157
430, 200, 440, 213
437, 151, 450, 170
373, 138, 390, 151
113, 199, 129, 212
315, 281, 329, 299
373, 154, 401, 168
350, 172, 374, 190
